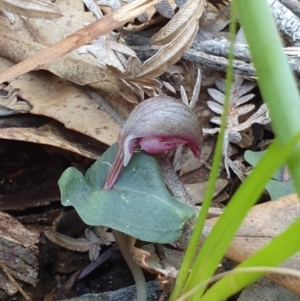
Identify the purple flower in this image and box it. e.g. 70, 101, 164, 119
104, 95, 202, 189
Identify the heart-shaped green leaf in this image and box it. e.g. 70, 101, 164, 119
58, 144, 196, 243
244, 150, 294, 200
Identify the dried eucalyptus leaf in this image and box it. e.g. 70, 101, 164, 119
0, 88, 31, 114
0, 0, 63, 19
151, 0, 206, 45
138, 18, 199, 79
78, 35, 137, 72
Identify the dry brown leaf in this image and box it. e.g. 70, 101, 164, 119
24, 0, 95, 46
238, 278, 300, 301
79, 35, 137, 72
0, 123, 103, 160
180, 140, 213, 173
203, 194, 300, 296
28, 0, 136, 74
107, 56, 161, 96
0, 88, 31, 114
0, 21, 142, 103
185, 179, 228, 204
0, 0, 62, 19
133, 244, 178, 282
136, 17, 199, 80
0, 0, 162, 84
0, 59, 120, 146
152, 0, 206, 45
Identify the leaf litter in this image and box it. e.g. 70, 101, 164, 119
0, 0, 299, 300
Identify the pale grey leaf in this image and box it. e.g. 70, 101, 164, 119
202, 127, 219, 135
234, 94, 255, 106
210, 116, 221, 125
180, 86, 189, 106
235, 104, 255, 116
83, 0, 102, 19
89, 245, 101, 261
236, 28, 247, 44
207, 100, 224, 115
235, 82, 256, 98
85, 228, 100, 243
232, 74, 244, 91
163, 81, 176, 94
190, 68, 201, 109
207, 88, 225, 104
228, 129, 242, 143
246, 104, 270, 124
215, 78, 226, 93
228, 159, 245, 181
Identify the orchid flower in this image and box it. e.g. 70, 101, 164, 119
104, 95, 202, 189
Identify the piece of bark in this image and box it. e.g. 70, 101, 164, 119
0, 211, 39, 295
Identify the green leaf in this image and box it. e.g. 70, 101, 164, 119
58, 144, 196, 243
244, 150, 294, 200
265, 180, 294, 200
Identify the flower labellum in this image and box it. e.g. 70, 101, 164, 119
104, 95, 202, 189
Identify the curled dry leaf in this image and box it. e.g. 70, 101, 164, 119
133, 244, 178, 285
152, 0, 206, 45
79, 2, 137, 73
0, 122, 104, 160
45, 228, 114, 262
0, 0, 63, 19
202, 194, 300, 296
109, 0, 205, 94
78, 35, 137, 73
138, 17, 199, 80
117, 15, 200, 93
0, 88, 31, 115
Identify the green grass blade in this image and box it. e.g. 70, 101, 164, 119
233, 0, 300, 193
182, 135, 300, 300
169, 9, 237, 301
199, 215, 300, 301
